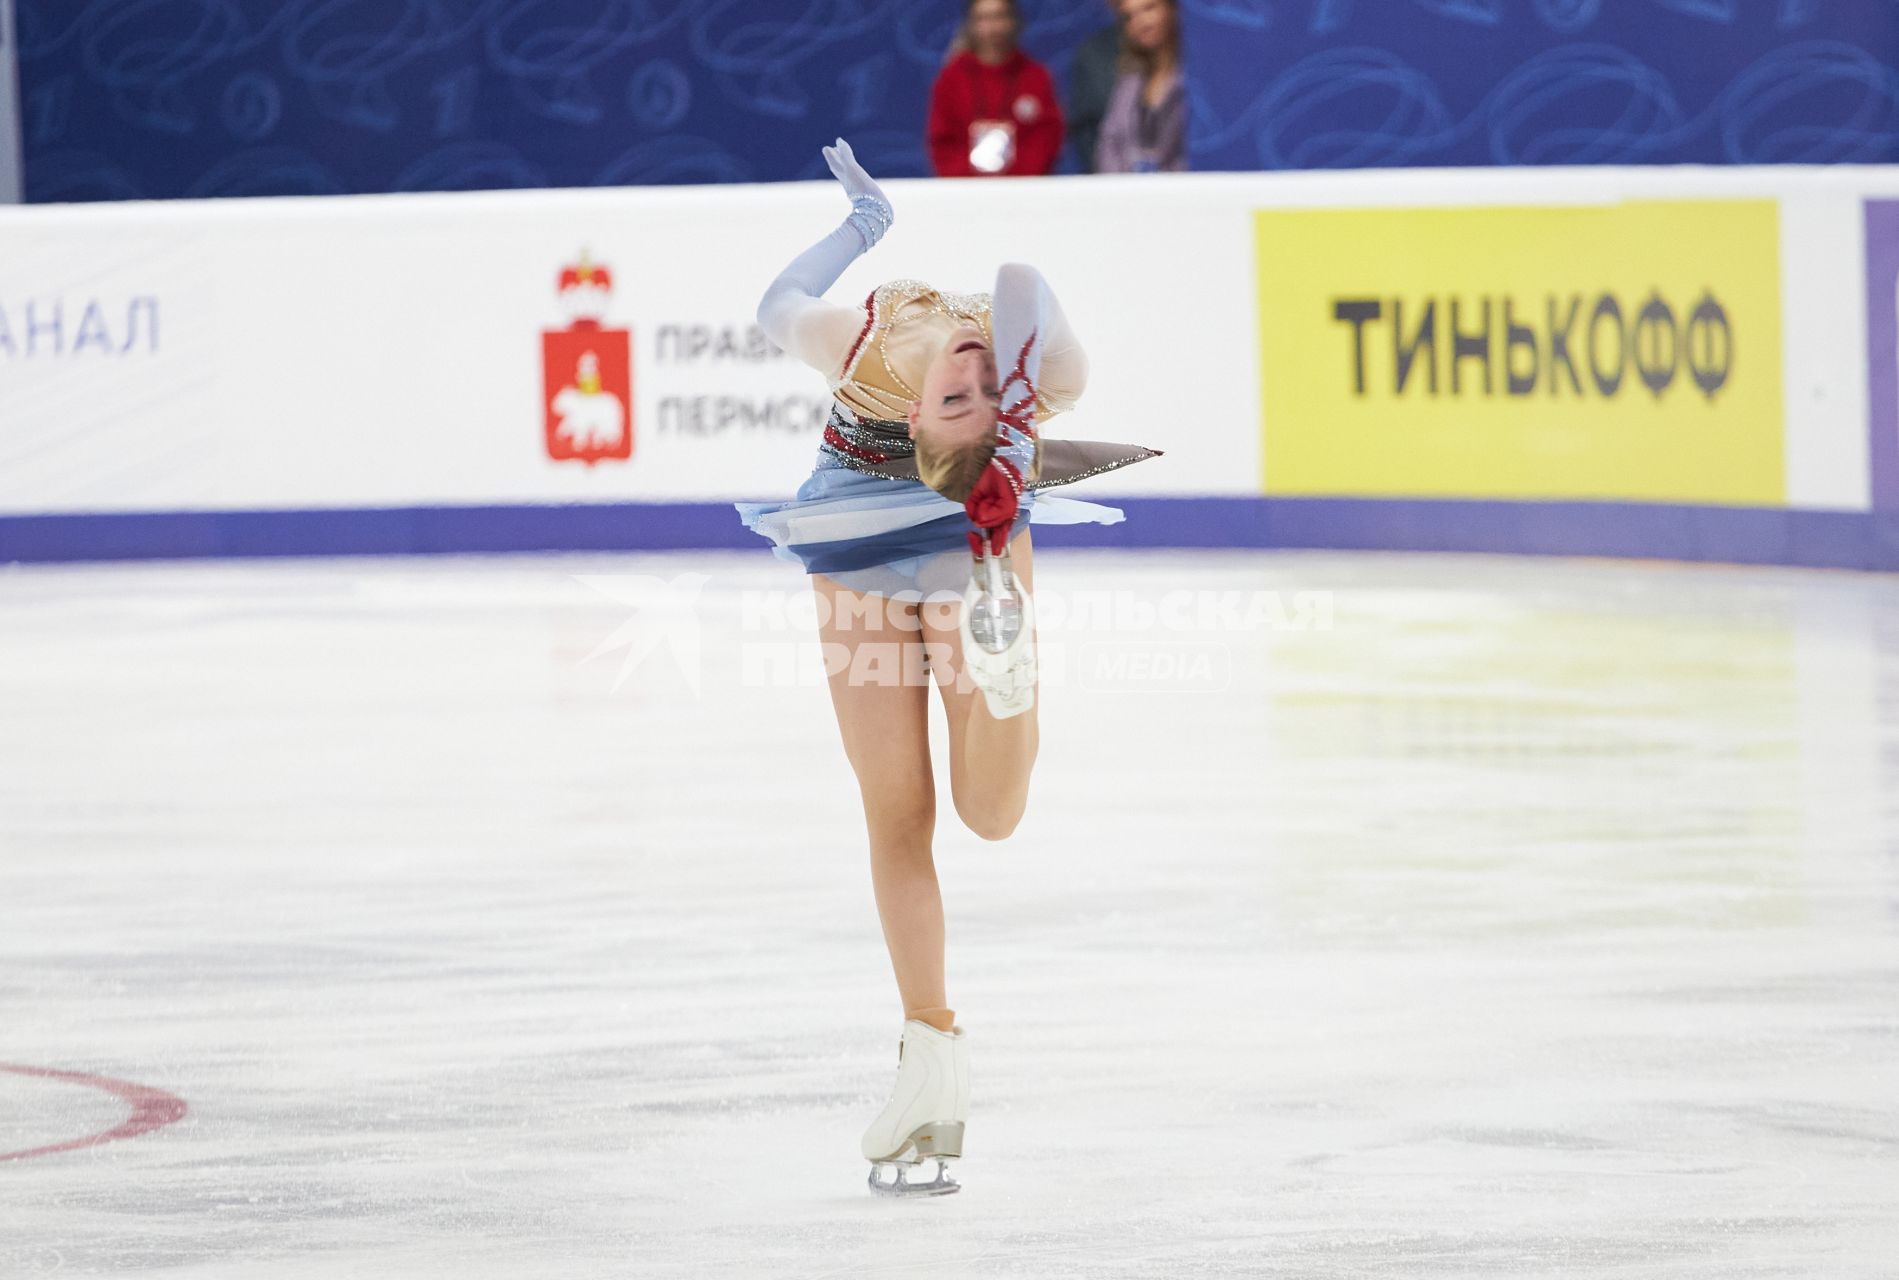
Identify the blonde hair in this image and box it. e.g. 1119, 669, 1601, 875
916, 431, 998, 503
915, 427, 1046, 503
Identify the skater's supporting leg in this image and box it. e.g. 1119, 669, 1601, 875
921, 532, 1039, 842
813, 574, 948, 1017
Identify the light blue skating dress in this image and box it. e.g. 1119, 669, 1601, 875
735, 201, 1158, 598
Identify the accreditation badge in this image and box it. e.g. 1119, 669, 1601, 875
969, 120, 1017, 174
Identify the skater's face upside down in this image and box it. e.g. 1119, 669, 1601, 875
908, 325, 1001, 451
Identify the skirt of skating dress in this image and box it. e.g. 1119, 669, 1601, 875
735, 447, 1126, 598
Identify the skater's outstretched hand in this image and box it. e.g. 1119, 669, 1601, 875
824, 137, 893, 251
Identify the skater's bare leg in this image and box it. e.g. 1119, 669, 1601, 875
813, 574, 950, 1023
920, 531, 1039, 842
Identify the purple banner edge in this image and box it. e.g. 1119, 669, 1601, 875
1864, 200, 1899, 512
1, 497, 1896, 572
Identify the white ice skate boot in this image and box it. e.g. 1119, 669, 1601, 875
862, 1019, 970, 1197
960, 542, 1035, 720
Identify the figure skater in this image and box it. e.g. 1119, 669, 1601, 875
737, 139, 1160, 1196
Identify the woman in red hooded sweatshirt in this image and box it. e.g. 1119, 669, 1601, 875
927, 0, 1065, 178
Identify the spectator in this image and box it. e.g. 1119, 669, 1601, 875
927, 0, 1065, 178
1096, 0, 1186, 173
1065, 1, 1124, 174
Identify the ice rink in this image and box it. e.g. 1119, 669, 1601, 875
3, 547, 1896, 1278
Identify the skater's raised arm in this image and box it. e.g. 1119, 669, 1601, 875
990, 262, 1088, 420
988, 264, 1088, 489
757, 138, 895, 377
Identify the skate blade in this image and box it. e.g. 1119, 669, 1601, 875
868, 1156, 960, 1198
965, 554, 1024, 655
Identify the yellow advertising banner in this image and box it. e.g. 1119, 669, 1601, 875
1254, 201, 1784, 504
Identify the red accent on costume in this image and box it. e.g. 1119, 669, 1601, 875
964, 459, 1021, 544
926, 51, 1065, 178
841, 289, 878, 377
823, 425, 892, 464
965, 327, 1038, 555
997, 330, 1040, 433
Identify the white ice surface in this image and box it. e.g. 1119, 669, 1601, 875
2, 549, 1896, 1278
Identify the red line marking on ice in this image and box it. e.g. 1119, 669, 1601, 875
0, 1064, 187, 1162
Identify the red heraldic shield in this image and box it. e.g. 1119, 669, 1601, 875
543, 323, 633, 465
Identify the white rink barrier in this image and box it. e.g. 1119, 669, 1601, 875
4, 166, 1899, 568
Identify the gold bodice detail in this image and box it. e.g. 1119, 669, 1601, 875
833, 279, 1057, 425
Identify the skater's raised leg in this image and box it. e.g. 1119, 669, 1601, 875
921, 531, 1039, 842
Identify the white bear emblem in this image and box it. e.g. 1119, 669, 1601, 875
552, 350, 626, 452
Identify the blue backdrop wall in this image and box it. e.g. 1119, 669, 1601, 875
1185, 0, 1899, 169
15, 0, 1899, 203
13, 0, 1111, 202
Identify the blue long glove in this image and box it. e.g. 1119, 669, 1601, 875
757, 138, 895, 349
824, 138, 894, 253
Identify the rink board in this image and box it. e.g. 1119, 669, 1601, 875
3, 167, 1899, 569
